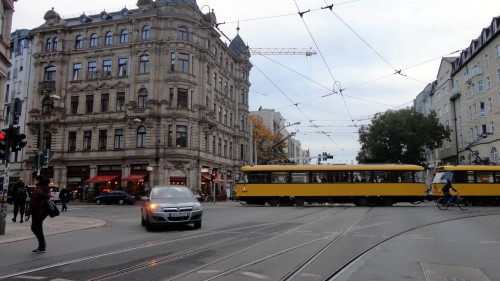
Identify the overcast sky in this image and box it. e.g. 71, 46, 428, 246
12, 0, 500, 164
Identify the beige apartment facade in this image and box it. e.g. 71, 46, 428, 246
24, 0, 252, 200
418, 16, 500, 167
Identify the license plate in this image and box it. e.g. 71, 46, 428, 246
169, 212, 187, 217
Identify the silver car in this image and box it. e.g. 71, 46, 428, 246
141, 185, 203, 231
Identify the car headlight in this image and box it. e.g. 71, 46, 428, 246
193, 202, 202, 211
149, 203, 161, 212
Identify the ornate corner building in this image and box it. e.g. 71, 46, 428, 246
24, 0, 252, 199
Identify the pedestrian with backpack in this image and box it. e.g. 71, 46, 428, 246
25, 175, 51, 253
11, 178, 28, 223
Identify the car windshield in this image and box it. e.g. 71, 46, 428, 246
151, 187, 192, 199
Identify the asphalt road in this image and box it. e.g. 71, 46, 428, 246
0, 201, 499, 281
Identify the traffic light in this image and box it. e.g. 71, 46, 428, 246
11, 127, 27, 152
43, 151, 50, 166
322, 152, 327, 161
211, 168, 218, 180
0, 129, 7, 160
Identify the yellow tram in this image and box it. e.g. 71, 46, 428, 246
432, 165, 500, 206
235, 164, 428, 206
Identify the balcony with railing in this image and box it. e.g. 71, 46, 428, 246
39, 81, 56, 93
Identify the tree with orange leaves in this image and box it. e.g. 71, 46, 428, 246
249, 115, 287, 164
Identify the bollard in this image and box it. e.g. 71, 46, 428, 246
0, 203, 7, 235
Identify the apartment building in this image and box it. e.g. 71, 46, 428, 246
23, 0, 252, 199
0, 0, 16, 192
416, 16, 500, 166
250, 108, 309, 164
1, 29, 34, 180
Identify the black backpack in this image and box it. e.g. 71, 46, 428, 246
18, 185, 28, 198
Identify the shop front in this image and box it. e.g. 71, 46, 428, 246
169, 170, 186, 186
83, 174, 120, 197
66, 166, 90, 201
122, 172, 149, 198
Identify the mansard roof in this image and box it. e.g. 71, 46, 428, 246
229, 34, 248, 56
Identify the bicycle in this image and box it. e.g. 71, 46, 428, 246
437, 192, 470, 210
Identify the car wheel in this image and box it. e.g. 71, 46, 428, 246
96, 199, 102, 205
194, 221, 202, 229
118, 199, 125, 205
145, 221, 154, 231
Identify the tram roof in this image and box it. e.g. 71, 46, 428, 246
240, 164, 424, 172
437, 165, 500, 171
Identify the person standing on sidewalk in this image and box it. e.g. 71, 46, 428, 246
25, 175, 51, 253
59, 186, 71, 212
11, 178, 28, 223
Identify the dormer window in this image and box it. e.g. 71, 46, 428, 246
80, 14, 92, 23
100, 11, 112, 20
121, 7, 131, 16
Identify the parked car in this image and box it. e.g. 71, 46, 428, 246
94, 190, 136, 205
26, 185, 60, 203
141, 185, 203, 231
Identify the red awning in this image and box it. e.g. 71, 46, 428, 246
83, 175, 118, 184
214, 178, 226, 184
201, 173, 211, 180
122, 173, 148, 181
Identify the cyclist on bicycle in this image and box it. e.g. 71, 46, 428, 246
441, 179, 457, 205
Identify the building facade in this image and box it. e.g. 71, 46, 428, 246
1, 29, 34, 182
0, 0, 16, 194
416, 16, 500, 167
23, 0, 252, 200
250, 108, 308, 164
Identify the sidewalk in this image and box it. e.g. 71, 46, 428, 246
0, 211, 106, 244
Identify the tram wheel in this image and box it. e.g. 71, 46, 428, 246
383, 198, 394, 206
357, 197, 368, 207
269, 198, 279, 207
294, 198, 305, 207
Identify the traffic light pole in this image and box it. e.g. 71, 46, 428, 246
0, 96, 14, 235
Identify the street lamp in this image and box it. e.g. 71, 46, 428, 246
278, 121, 300, 134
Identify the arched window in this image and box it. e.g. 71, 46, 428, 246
105, 31, 113, 45
139, 55, 149, 74
120, 29, 128, 43
177, 26, 188, 40
136, 126, 146, 148
138, 88, 148, 108
45, 38, 51, 51
141, 25, 151, 40
44, 66, 56, 81
75, 35, 83, 49
53, 37, 59, 51
42, 97, 53, 114
491, 147, 498, 164
90, 33, 98, 47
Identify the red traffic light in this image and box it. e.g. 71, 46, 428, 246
0, 132, 5, 140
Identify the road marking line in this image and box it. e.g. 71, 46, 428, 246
241, 272, 269, 279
